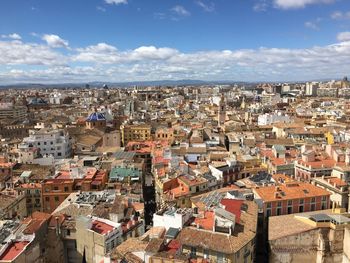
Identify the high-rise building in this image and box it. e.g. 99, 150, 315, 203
305, 82, 319, 96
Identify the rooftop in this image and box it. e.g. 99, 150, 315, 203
86, 112, 106, 122
254, 181, 331, 202
269, 210, 350, 241
177, 200, 258, 254
91, 220, 114, 235
0, 241, 29, 261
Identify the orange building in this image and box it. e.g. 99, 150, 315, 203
42, 168, 108, 213
254, 181, 331, 218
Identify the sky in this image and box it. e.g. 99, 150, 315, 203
0, 0, 350, 84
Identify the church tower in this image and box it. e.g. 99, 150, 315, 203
218, 94, 226, 126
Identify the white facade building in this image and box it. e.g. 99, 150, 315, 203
260, 92, 281, 105
153, 208, 193, 230
258, 112, 291, 126
22, 128, 71, 159
305, 82, 319, 96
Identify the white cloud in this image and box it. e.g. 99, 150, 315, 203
42, 34, 69, 48
195, 1, 215, 12
337, 32, 350, 42
74, 44, 178, 63
74, 43, 119, 63
0, 40, 66, 66
171, 5, 191, 16
154, 12, 166, 20
331, 11, 350, 20
1, 33, 22, 40
253, 0, 268, 12
274, 0, 335, 9
131, 46, 179, 60
2, 36, 350, 83
105, 0, 127, 5
305, 21, 319, 30
97, 6, 106, 12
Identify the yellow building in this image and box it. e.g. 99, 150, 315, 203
155, 127, 174, 144
121, 124, 151, 146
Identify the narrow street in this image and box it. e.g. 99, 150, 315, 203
142, 174, 156, 228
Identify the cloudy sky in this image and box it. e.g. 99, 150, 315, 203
0, 0, 350, 83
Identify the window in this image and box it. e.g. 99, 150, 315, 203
299, 199, 304, 204
267, 203, 271, 209
321, 196, 326, 201
44, 142, 47, 145
311, 204, 316, 211
58, 152, 62, 157
54, 196, 59, 202
276, 207, 282, 215
287, 200, 292, 206
299, 205, 304, 213
277, 201, 282, 207
45, 197, 50, 201
190, 247, 197, 258
64, 187, 69, 192
54, 186, 58, 191
287, 206, 293, 214
311, 197, 316, 203
66, 229, 70, 236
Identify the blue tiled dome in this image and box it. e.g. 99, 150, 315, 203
86, 112, 106, 122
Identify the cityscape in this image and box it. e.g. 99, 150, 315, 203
1, 0, 350, 263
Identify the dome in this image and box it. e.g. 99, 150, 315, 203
86, 112, 106, 122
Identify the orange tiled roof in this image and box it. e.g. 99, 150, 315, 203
327, 177, 348, 187
0, 242, 29, 261
254, 182, 331, 202
194, 211, 214, 230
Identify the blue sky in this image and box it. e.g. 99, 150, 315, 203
0, 0, 350, 83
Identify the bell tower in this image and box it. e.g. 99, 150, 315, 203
218, 94, 226, 126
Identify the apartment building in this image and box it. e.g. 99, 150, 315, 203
76, 216, 122, 263
16, 183, 42, 215
254, 181, 331, 218
177, 199, 258, 263
0, 103, 27, 121
121, 124, 151, 146
22, 128, 71, 159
